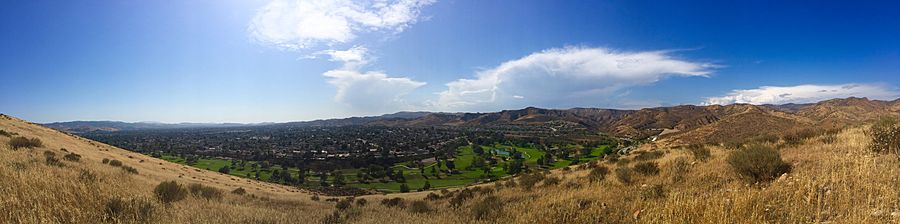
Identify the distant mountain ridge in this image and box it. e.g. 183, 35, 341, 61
45, 97, 900, 144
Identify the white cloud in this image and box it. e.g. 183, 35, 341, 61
431, 47, 715, 111
249, 0, 436, 50
316, 46, 371, 70
324, 69, 426, 113
703, 84, 900, 105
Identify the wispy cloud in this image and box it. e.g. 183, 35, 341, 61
249, 0, 436, 50
431, 47, 716, 111
703, 83, 900, 105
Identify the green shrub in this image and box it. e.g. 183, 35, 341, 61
727, 144, 791, 183
154, 181, 187, 204
9, 137, 42, 150
399, 183, 410, 193
615, 167, 633, 184
633, 162, 660, 176
869, 119, 900, 154
588, 166, 609, 182
408, 200, 431, 213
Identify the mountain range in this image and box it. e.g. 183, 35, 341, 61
45, 97, 900, 144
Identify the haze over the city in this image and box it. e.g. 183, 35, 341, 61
1, 0, 898, 123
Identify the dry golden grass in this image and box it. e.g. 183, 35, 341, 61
3, 113, 900, 223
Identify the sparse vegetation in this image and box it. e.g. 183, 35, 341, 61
188, 183, 223, 201
727, 144, 791, 183
633, 161, 660, 176
408, 200, 431, 213
687, 144, 711, 161
471, 195, 503, 220
588, 166, 609, 182
231, 187, 247, 195
63, 152, 82, 162
8, 136, 42, 149
615, 167, 632, 184
104, 197, 155, 223
153, 181, 187, 204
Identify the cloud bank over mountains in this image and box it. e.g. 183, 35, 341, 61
432, 47, 716, 111
704, 84, 900, 105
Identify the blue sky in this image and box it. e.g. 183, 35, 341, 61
1, 0, 898, 123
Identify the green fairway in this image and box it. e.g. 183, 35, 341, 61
159, 142, 614, 193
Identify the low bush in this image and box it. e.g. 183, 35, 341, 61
108, 160, 123, 167
633, 162, 660, 176
381, 197, 405, 208
9, 137, 42, 150
449, 189, 474, 208
687, 144, 711, 162
588, 166, 609, 182
615, 167, 633, 185
104, 197, 155, 223
310, 195, 320, 201
231, 187, 247, 195
102, 158, 110, 164
727, 144, 791, 183
355, 198, 367, 206
668, 158, 690, 183
425, 192, 441, 201
188, 183, 222, 201
121, 165, 138, 174
45, 155, 63, 167
63, 153, 82, 162
154, 181, 187, 204
517, 173, 545, 191
79, 169, 97, 182
640, 184, 665, 200
0, 129, 12, 137
408, 200, 431, 213
542, 176, 561, 186
634, 151, 664, 161
471, 196, 503, 220
869, 119, 900, 154
335, 198, 352, 210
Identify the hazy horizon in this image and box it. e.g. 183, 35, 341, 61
2, 0, 898, 123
